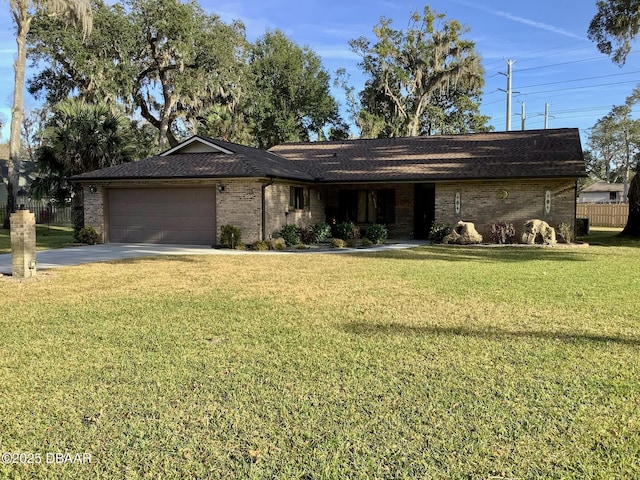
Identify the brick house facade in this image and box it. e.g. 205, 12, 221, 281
73, 129, 586, 245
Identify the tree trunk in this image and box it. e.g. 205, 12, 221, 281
621, 164, 640, 237
4, 3, 31, 229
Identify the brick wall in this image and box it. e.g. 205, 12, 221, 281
434, 178, 577, 239
83, 185, 105, 242
216, 179, 263, 244
80, 177, 578, 245
264, 182, 325, 239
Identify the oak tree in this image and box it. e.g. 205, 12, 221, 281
350, 6, 488, 138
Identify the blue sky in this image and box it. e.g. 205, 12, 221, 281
1, 0, 638, 144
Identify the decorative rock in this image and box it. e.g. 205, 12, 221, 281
443, 221, 483, 245
521, 219, 557, 245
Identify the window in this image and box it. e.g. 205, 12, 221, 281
338, 189, 395, 224
290, 186, 305, 210
609, 192, 617, 202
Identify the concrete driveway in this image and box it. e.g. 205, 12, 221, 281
0, 241, 425, 275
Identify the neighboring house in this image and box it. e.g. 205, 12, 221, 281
0, 141, 8, 202
71, 128, 586, 245
0, 158, 37, 203
578, 180, 625, 203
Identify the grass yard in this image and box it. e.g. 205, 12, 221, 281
0, 225, 74, 254
1, 236, 639, 478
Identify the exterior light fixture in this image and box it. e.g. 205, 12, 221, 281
217, 184, 225, 193
16, 188, 28, 210
88, 185, 98, 194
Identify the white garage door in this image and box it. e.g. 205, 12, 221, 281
108, 188, 216, 245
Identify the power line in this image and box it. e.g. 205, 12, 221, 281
518, 80, 638, 97
552, 106, 612, 114
516, 71, 640, 89
515, 54, 636, 73
482, 41, 589, 72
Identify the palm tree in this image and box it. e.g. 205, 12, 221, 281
32, 99, 134, 237
4, 0, 92, 228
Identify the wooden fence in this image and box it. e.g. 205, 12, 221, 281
0, 202, 72, 226
577, 203, 629, 227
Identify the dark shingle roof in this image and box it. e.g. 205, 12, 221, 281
71, 128, 586, 183
269, 128, 586, 182
70, 137, 314, 182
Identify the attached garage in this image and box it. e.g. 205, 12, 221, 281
107, 187, 216, 245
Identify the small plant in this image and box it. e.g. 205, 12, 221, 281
279, 224, 300, 246
346, 238, 358, 248
331, 238, 346, 248
558, 222, 573, 243
251, 240, 269, 251
361, 238, 373, 247
76, 226, 99, 245
295, 243, 309, 250
311, 222, 332, 243
219, 225, 242, 248
490, 222, 516, 244
334, 221, 359, 240
364, 223, 388, 244
269, 238, 286, 250
428, 222, 452, 244
298, 228, 312, 245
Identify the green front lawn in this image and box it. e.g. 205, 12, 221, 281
578, 226, 639, 247
0, 225, 74, 254
1, 241, 639, 478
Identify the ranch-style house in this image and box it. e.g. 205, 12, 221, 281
71, 127, 587, 245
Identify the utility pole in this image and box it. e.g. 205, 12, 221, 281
544, 103, 550, 129
517, 102, 526, 131
498, 59, 515, 131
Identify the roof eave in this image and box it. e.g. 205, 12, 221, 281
314, 173, 587, 184
69, 173, 315, 183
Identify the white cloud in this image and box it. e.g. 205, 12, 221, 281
449, 0, 587, 41
314, 46, 359, 61
491, 10, 587, 41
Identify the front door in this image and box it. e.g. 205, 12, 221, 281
414, 184, 435, 239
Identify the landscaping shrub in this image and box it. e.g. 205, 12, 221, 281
364, 223, 388, 244
428, 222, 452, 243
76, 226, 99, 245
279, 224, 300, 246
311, 222, 331, 243
490, 222, 516, 244
298, 228, 311, 245
251, 240, 269, 251
558, 222, 573, 243
361, 238, 373, 247
219, 225, 242, 248
72, 205, 84, 241
334, 221, 359, 240
331, 238, 346, 248
346, 238, 358, 248
269, 238, 286, 250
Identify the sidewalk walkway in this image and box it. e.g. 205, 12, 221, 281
0, 241, 426, 275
